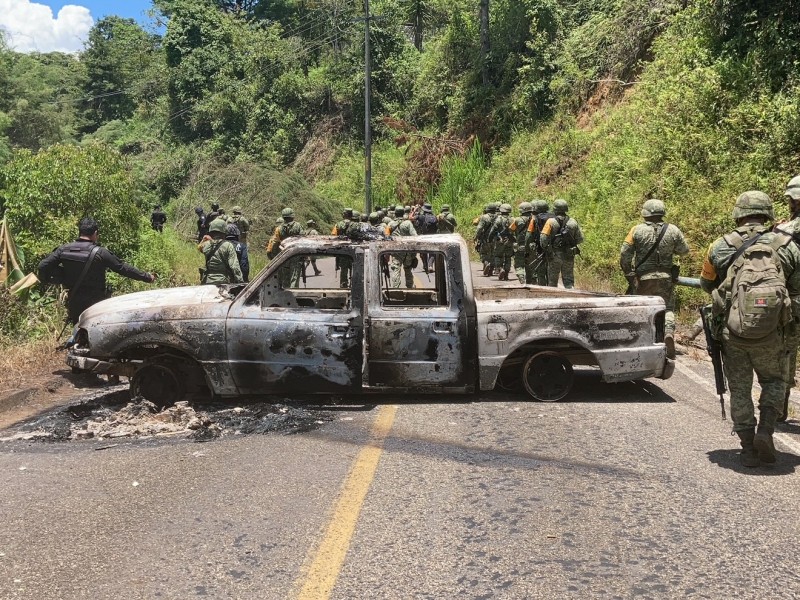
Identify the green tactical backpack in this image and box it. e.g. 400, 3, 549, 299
712, 232, 792, 344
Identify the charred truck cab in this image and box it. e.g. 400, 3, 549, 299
68, 235, 671, 404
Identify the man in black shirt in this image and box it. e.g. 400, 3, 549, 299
38, 217, 156, 324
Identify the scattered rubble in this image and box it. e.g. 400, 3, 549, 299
0, 397, 334, 443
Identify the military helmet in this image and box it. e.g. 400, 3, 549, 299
487, 203, 498, 213
306, 219, 316, 227
209, 218, 227, 234
281, 207, 294, 218
369, 212, 380, 224
519, 202, 533, 214
342, 207, 353, 218
641, 199, 666, 218
194, 206, 204, 215
232, 205, 242, 214
553, 199, 569, 214
211, 202, 220, 211
785, 175, 800, 201
534, 200, 549, 213
422, 202, 433, 213
732, 191, 774, 221
394, 204, 405, 217
352, 210, 361, 220
276, 217, 283, 224
226, 223, 240, 238
441, 204, 450, 212
499, 203, 512, 214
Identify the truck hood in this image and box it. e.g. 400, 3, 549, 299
79, 285, 234, 325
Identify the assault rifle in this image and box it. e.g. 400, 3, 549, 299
700, 305, 727, 420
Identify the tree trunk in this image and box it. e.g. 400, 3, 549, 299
479, 0, 490, 86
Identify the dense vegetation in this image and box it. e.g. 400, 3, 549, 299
2, 0, 800, 343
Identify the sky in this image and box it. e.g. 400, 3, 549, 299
0, 0, 157, 53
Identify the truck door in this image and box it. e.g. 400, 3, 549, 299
226, 248, 364, 395
365, 244, 474, 392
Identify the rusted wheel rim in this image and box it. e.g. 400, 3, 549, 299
130, 363, 184, 407
522, 351, 573, 402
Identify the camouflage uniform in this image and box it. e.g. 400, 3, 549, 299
229, 206, 250, 245
332, 208, 354, 287
475, 204, 497, 275
525, 201, 552, 286
268, 208, 304, 288
510, 202, 534, 284
540, 200, 583, 289
700, 191, 800, 466
437, 205, 457, 233
198, 219, 244, 285
774, 174, 800, 422
620, 199, 689, 349
385, 206, 417, 288
488, 203, 515, 280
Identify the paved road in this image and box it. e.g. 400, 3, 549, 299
1, 266, 799, 599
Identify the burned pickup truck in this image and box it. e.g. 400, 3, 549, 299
67, 235, 672, 404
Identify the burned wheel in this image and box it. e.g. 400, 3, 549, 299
130, 362, 184, 407
522, 351, 573, 402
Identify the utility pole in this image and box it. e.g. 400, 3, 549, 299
364, 0, 373, 215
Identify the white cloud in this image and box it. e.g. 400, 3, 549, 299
0, 1, 94, 53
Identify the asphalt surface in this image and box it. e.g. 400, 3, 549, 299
1, 267, 799, 599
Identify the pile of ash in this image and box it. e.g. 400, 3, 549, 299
1, 398, 333, 443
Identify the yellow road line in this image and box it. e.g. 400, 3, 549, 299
296, 404, 397, 600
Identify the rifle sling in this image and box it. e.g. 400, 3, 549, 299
70, 245, 102, 298
633, 223, 669, 274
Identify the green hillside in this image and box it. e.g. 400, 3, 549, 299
2, 0, 800, 342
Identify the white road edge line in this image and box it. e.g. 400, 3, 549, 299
674, 360, 800, 456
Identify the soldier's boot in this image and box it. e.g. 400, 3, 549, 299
736, 429, 760, 468
777, 390, 789, 423
498, 269, 508, 281
664, 334, 676, 359
483, 263, 494, 277
754, 407, 778, 463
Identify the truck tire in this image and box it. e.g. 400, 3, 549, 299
522, 351, 573, 402
130, 362, 184, 408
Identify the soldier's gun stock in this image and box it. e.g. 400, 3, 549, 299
700, 305, 727, 420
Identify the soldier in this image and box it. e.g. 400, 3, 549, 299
620, 199, 689, 358
38, 217, 156, 325
332, 208, 354, 287
475, 203, 497, 276
437, 204, 457, 234
226, 223, 250, 282
195, 206, 208, 242
267, 208, 304, 287
206, 202, 222, 225
510, 202, 534, 283
488, 203, 515, 280
229, 206, 250, 245
540, 199, 583, 289
526, 200, 554, 286
700, 191, 800, 466
385, 204, 417, 288
198, 218, 243, 285
774, 174, 800, 422
368, 212, 382, 228
416, 202, 439, 273
150, 205, 167, 233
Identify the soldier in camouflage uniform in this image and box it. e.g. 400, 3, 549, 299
488, 203, 515, 280
267, 207, 304, 288
700, 191, 800, 466
526, 200, 553, 286
474, 203, 497, 275
774, 175, 800, 423
436, 204, 457, 233
510, 202, 534, 284
229, 206, 250, 245
620, 199, 689, 358
305, 219, 322, 277
385, 205, 417, 288
197, 218, 244, 285
540, 199, 584, 289
332, 208, 354, 287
